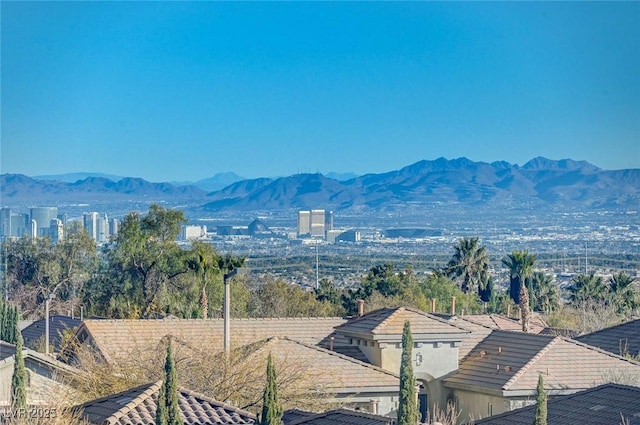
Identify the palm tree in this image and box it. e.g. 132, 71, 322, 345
532, 272, 561, 314
569, 273, 609, 306
609, 272, 638, 314
502, 250, 537, 305
446, 237, 490, 298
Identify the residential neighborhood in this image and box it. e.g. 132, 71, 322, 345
1, 304, 639, 424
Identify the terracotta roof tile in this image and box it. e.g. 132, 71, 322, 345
444, 330, 640, 394
75, 381, 256, 425
472, 384, 640, 425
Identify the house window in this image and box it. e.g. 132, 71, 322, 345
349, 339, 353, 345
488, 402, 493, 416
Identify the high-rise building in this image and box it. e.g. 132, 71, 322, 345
97, 214, 109, 243
0, 208, 11, 239
30, 207, 58, 237
84, 212, 99, 240
50, 219, 64, 243
297, 211, 311, 237
310, 209, 326, 237
110, 217, 119, 238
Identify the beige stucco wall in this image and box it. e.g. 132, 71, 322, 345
449, 388, 539, 423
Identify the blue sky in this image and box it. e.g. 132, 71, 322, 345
2, 1, 639, 182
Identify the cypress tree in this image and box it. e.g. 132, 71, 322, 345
534, 374, 547, 425
259, 352, 282, 425
156, 339, 181, 425
0, 300, 7, 341
398, 320, 418, 425
11, 330, 27, 411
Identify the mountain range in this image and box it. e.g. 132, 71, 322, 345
2, 157, 639, 211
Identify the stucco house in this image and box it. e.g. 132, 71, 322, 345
443, 329, 640, 421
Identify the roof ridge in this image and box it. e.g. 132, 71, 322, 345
501, 334, 560, 390
107, 381, 162, 424
178, 386, 257, 419
564, 337, 640, 365
371, 307, 404, 334
259, 336, 401, 379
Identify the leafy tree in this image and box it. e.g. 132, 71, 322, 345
502, 250, 537, 305
11, 330, 27, 411
87, 205, 189, 318
248, 277, 340, 318
445, 237, 490, 298
156, 338, 181, 425
534, 374, 547, 425
259, 352, 283, 425
398, 321, 418, 425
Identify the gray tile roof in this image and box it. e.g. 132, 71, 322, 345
75, 381, 256, 425
471, 383, 640, 425
283, 409, 315, 424
444, 330, 640, 395
576, 318, 640, 358
0, 341, 16, 361
21, 315, 81, 352
287, 408, 396, 425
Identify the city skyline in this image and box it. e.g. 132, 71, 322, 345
2, 2, 639, 182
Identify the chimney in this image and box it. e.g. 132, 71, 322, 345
357, 299, 365, 317
431, 298, 436, 313
369, 399, 378, 415
329, 336, 335, 351
451, 296, 456, 316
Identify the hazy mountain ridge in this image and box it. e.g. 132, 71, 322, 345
2, 157, 639, 210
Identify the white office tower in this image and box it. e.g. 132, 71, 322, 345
84, 212, 99, 240
97, 214, 109, 243
297, 210, 311, 237
181, 225, 206, 241
30, 207, 58, 237
310, 209, 326, 238
31, 219, 37, 239
110, 217, 119, 238
50, 219, 64, 243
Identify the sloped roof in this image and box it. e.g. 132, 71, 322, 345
334, 307, 469, 340
76, 317, 347, 364
283, 409, 315, 425
75, 381, 256, 425
472, 383, 640, 425
288, 408, 396, 425
444, 330, 640, 395
0, 341, 16, 361
576, 318, 640, 358
22, 315, 81, 352
243, 337, 399, 393
455, 314, 546, 334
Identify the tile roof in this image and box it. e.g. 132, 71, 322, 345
75, 381, 256, 425
576, 318, 640, 358
241, 337, 400, 393
76, 317, 348, 364
444, 330, 640, 395
471, 383, 640, 425
0, 341, 16, 361
334, 307, 470, 340
283, 409, 315, 424
455, 314, 546, 334
21, 315, 81, 352
287, 408, 396, 425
